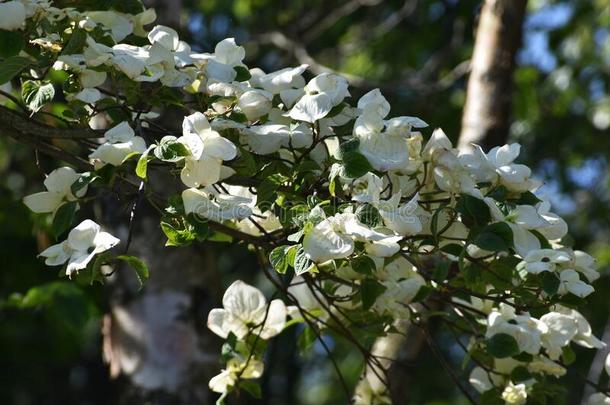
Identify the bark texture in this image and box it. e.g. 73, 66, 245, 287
458, 0, 528, 151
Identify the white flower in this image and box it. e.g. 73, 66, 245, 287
147, 25, 179, 51
527, 356, 566, 377
540, 311, 580, 359
208, 357, 264, 393
374, 275, 425, 318
289, 73, 349, 123
486, 305, 546, 355
89, 121, 147, 166
351, 172, 383, 204
237, 89, 273, 121
475, 144, 540, 192
23, 167, 86, 214
110, 44, 150, 79
177, 112, 237, 187
378, 193, 423, 236
86, 11, 134, 42
0, 1, 26, 31
39, 219, 119, 277
182, 187, 252, 222
79, 69, 107, 88
572, 250, 600, 283
518, 249, 571, 274
207, 280, 286, 339
558, 269, 594, 298
501, 382, 527, 405
303, 214, 356, 263
256, 65, 307, 107
214, 38, 245, 66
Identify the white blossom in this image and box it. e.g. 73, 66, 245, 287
23, 167, 86, 214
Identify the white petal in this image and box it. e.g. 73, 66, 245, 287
93, 231, 120, 253
289, 93, 333, 123
243, 125, 288, 155
208, 369, 235, 393
147, 25, 179, 51
303, 220, 354, 263
259, 299, 287, 339
357, 89, 390, 118
207, 308, 230, 339
44, 167, 80, 194
39, 242, 70, 266
180, 157, 222, 188
203, 135, 237, 161
0, 1, 26, 31
214, 38, 245, 66
67, 219, 100, 251
23, 191, 63, 213
222, 280, 267, 325
182, 111, 211, 136
104, 121, 135, 143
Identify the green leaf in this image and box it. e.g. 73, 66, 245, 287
71, 171, 98, 196
238, 380, 261, 399
234, 65, 252, 82
540, 271, 560, 296
360, 279, 387, 311
116, 255, 149, 289
62, 28, 87, 55
0, 56, 31, 84
294, 246, 314, 276
269, 245, 290, 274
479, 389, 504, 405
472, 222, 513, 252
561, 345, 576, 365
486, 333, 520, 358
351, 255, 376, 275
510, 366, 532, 382
22, 80, 55, 113
440, 243, 463, 257
153, 138, 190, 162
342, 150, 373, 178
51, 201, 77, 239
0, 30, 24, 58
456, 195, 490, 228
136, 146, 155, 179
297, 325, 317, 354
356, 203, 382, 227
160, 220, 195, 246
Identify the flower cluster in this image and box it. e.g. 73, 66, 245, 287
11, 1, 607, 403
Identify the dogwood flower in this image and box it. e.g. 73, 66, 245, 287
207, 280, 287, 339
89, 121, 147, 166
86, 11, 133, 41
501, 382, 528, 405
237, 89, 273, 121
39, 219, 120, 277
289, 73, 349, 123
177, 112, 237, 187
517, 249, 571, 274
208, 357, 264, 393
23, 167, 87, 215
486, 304, 546, 355
182, 187, 253, 222
558, 269, 594, 297
377, 193, 423, 236
0, 1, 26, 31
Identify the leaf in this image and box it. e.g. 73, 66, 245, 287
360, 279, 386, 311
456, 195, 490, 228
486, 333, 519, 358
341, 150, 373, 178
540, 271, 560, 296
153, 138, 189, 162
0, 56, 31, 84
269, 245, 290, 274
136, 146, 155, 179
71, 171, 98, 196
116, 255, 149, 289
0, 30, 24, 58
61, 28, 87, 55
22, 80, 55, 113
351, 255, 376, 275
294, 246, 314, 276
51, 201, 77, 239
238, 380, 261, 399
472, 222, 513, 252
297, 325, 317, 354
356, 203, 382, 227
234, 65, 252, 82
160, 220, 195, 246
440, 243, 463, 257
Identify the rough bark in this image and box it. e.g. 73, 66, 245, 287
457, 0, 528, 151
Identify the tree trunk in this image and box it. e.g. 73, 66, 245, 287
457, 0, 528, 151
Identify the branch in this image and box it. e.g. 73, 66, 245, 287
0, 105, 103, 140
